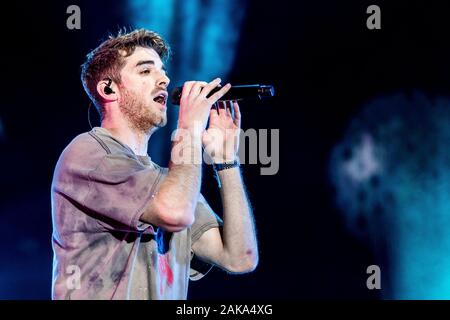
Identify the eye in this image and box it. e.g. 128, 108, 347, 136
140, 69, 151, 75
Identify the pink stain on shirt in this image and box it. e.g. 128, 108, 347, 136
158, 254, 173, 295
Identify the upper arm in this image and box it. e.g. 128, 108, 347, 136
84, 155, 162, 231
191, 226, 227, 268
189, 193, 231, 271
55, 149, 162, 233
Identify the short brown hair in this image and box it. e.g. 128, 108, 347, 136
81, 28, 171, 117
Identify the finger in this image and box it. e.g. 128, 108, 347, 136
217, 101, 227, 118
180, 81, 195, 104
189, 81, 208, 98
207, 83, 231, 104
200, 78, 222, 99
232, 101, 241, 127
209, 103, 220, 119
227, 100, 234, 118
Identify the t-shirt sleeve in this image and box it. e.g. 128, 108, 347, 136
189, 193, 223, 281
53, 150, 162, 234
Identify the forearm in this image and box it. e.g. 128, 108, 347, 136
142, 137, 202, 230
218, 167, 258, 271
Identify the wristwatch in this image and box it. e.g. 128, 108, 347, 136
212, 159, 240, 172
212, 159, 240, 188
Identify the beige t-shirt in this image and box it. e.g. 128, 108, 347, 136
51, 127, 222, 300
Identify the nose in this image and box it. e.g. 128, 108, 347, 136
157, 72, 170, 89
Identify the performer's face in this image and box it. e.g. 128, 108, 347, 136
117, 47, 170, 132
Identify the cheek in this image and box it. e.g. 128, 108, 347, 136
119, 73, 132, 87
133, 78, 153, 94
142, 78, 154, 90
121, 74, 149, 91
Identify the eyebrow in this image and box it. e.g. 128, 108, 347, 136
135, 60, 167, 72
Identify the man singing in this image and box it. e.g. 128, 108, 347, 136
50, 29, 258, 299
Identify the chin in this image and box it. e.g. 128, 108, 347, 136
149, 113, 167, 128
144, 105, 167, 128
157, 109, 168, 127
157, 117, 168, 128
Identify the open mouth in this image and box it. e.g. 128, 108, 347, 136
153, 92, 167, 106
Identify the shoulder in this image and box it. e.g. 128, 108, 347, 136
57, 130, 108, 169
56, 127, 138, 168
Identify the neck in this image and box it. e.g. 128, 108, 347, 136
101, 116, 153, 157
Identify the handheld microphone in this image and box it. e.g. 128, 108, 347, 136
170, 84, 275, 105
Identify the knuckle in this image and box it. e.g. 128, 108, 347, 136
201, 97, 211, 106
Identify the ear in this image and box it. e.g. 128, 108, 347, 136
96, 79, 118, 102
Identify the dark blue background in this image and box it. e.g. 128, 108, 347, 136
2, 0, 448, 299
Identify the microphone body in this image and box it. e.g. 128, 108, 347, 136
170, 84, 274, 105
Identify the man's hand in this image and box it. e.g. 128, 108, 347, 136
176, 78, 231, 137
202, 100, 241, 163
193, 100, 258, 273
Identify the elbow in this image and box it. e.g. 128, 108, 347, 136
226, 254, 259, 274
243, 256, 259, 273
156, 204, 195, 232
